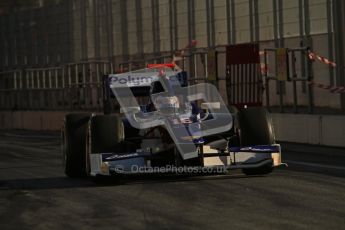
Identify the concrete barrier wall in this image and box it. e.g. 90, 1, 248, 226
0, 111, 344, 148
271, 113, 345, 147
0, 111, 67, 131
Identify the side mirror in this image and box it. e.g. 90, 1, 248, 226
200, 102, 220, 121
120, 107, 141, 114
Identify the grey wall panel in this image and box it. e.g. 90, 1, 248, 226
141, 0, 154, 54
0, 0, 343, 111
195, 0, 207, 47
0, 0, 333, 65
127, 0, 138, 56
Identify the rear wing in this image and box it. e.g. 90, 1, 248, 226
108, 68, 166, 88
106, 67, 187, 91
102, 67, 188, 114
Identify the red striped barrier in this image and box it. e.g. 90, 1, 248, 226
147, 63, 176, 69
259, 49, 345, 93
173, 40, 198, 70
308, 51, 336, 67
308, 81, 345, 94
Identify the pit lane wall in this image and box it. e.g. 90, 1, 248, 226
0, 111, 344, 148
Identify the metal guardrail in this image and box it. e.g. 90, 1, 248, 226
0, 46, 341, 114
0, 48, 226, 112
263, 47, 314, 113
0, 61, 112, 111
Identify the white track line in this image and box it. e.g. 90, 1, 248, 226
286, 160, 345, 171
0, 132, 58, 139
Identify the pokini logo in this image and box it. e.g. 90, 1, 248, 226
109, 74, 156, 87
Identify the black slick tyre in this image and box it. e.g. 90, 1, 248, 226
62, 113, 91, 178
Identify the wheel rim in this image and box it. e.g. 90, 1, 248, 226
61, 126, 67, 172
85, 124, 91, 176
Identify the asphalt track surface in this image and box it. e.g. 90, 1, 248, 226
0, 130, 345, 230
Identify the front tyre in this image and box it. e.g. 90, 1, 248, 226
62, 113, 91, 177
236, 107, 275, 175
236, 107, 275, 146
242, 163, 273, 176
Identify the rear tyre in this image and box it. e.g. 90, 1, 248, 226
62, 113, 91, 178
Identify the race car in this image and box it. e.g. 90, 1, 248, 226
61, 65, 282, 178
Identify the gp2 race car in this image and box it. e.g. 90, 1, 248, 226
62, 65, 282, 179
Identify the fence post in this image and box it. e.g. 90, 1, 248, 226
290, 50, 298, 113
306, 48, 314, 114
